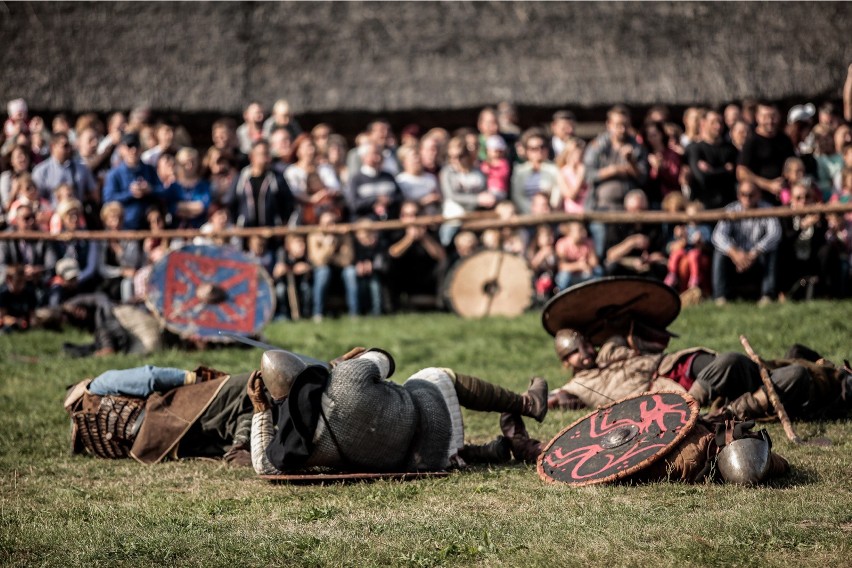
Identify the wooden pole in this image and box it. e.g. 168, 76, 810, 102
3, 202, 852, 242
739, 335, 803, 445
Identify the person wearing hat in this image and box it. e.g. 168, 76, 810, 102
103, 131, 164, 229
737, 102, 796, 204
249, 348, 549, 474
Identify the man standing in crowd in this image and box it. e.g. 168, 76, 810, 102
141, 119, 179, 167
686, 110, 739, 209
31, 133, 97, 205
737, 102, 796, 204
103, 132, 163, 230
346, 120, 399, 176
583, 105, 649, 259
711, 180, 782, 305
237, 102, 267, 155
346, 141, 404, 220
226, 140, 295, 229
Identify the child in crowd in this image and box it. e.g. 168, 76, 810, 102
663, 201, 712, 297
353, 221, 387, 316
308, 210, 357, 320
554, 221, 603, 290
447, 230, 479, 271
779, 157, 821, 205
527, 224, 557, 303
194, 204, 239, 248
825, 212, 851, 296
479, 135, 511, 202
556, 138, 587, 213
829, 168, 852, 222
494, 200, 527, 255
49, 183, 85, 233
274, 234, 313, 320
0, 265, 37, 333
8, 173, 51, 229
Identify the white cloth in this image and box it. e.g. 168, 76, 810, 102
405, 367, 465, 460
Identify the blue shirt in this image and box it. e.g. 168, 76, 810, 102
103, 161, 164, 229
165, 179, 212, 229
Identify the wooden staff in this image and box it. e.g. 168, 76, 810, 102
286, 272, 300, 321
739, 335, 802, 444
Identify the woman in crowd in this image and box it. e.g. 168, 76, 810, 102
202, 146, 237, 205
1, 144, 32, 210
284, 134, 341, 224
439, 135, 490, 246
642, 121, 682, 206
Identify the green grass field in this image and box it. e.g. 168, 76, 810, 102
2, 301, 851, 567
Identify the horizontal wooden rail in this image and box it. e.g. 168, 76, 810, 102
2, 203, 851, 241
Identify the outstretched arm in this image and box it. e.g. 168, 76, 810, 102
247, 372, 285, 475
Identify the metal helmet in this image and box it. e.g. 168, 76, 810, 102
260, 350, 307, 400
554, 329, 584, 360
716, 431, 772, 485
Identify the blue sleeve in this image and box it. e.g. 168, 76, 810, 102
103, 170, 134, 205
78, 241, 100, 284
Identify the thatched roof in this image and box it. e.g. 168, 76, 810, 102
1, 1, 850, 116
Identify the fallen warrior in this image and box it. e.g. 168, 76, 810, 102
248, 348, 549, 474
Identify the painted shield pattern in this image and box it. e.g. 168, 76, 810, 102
146, 244, 275, 341
537, 391, 699, 486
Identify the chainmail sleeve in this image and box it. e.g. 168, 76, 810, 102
251, 409, 283, 475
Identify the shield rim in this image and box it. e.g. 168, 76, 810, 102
536, 390, 699, 487
444, 250, 533, 318
144, 244, 276, 342
540, 276, 681, 339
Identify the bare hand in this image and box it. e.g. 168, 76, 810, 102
477, 192, 497, 209
272, 262, 288, 279
697, 160, 711, 173
767, 178, 784, 195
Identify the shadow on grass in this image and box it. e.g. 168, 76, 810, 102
767, 463, 821, 487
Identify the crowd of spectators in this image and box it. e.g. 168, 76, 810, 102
3, 67, 852, 330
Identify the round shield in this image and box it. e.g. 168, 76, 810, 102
145, 244, 275, 342
445, 251, 533, 318
537, 391, 699, 487
541, 276, 680, 344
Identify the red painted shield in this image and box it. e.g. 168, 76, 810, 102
146, 245, 275, 341
537, 391, 698, 486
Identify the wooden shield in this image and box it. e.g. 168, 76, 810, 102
541, 276, 680, 344
445, 251, 533, 318
537, 391, 699, 487
145, 244, 276, 342
261, 471, 451, 484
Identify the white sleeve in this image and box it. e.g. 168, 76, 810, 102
250, 409, 284, 475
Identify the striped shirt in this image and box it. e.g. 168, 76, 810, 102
711, 201, 781, 254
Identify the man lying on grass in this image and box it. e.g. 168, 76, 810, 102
63, 347, 548, 469
248, 347, 548, 474
548, 327, 852, 423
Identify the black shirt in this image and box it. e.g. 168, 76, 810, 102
739, 132, 795, 182
687, 140, 739, 209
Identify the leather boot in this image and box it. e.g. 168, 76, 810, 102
687, 381, 709, 406
458, 436, 512, 464
452, 374, 548, 422
499, 413, 543, 463
725, 388, 771, 420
